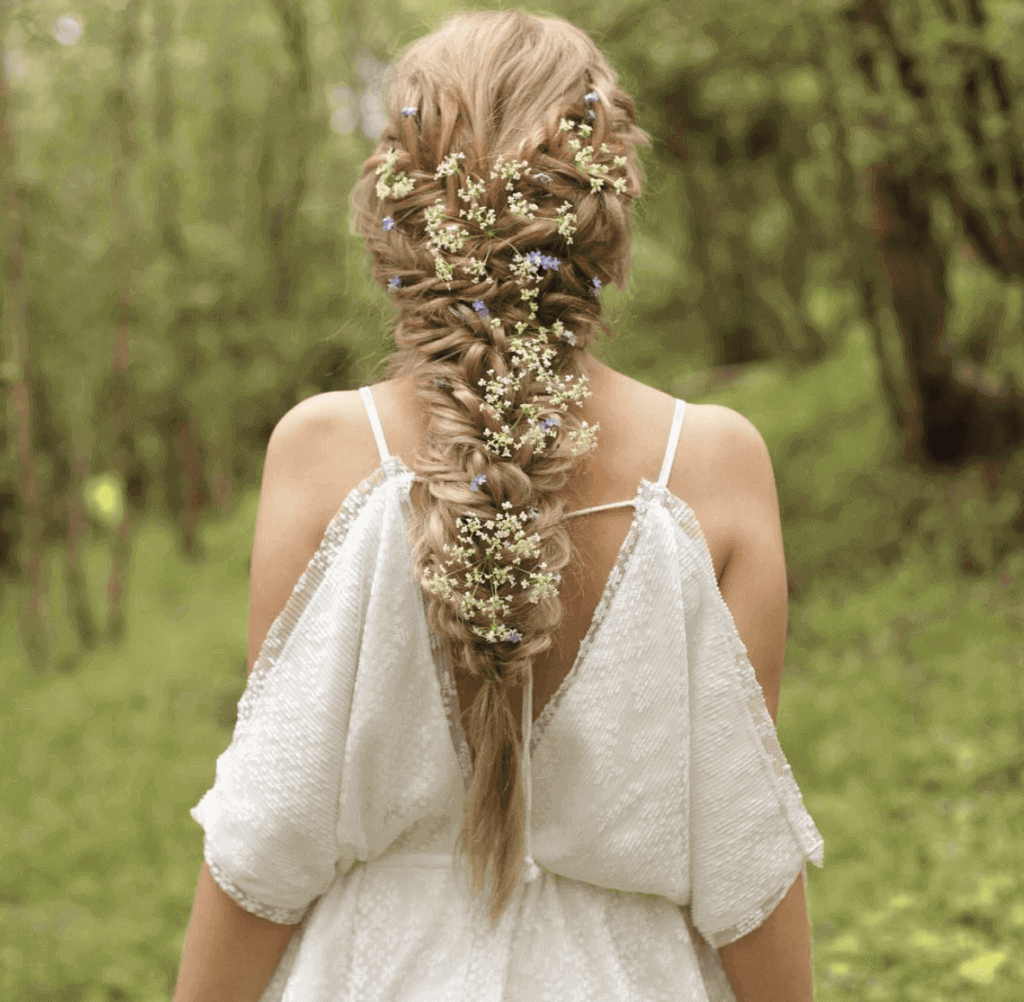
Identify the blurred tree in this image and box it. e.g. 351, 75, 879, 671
106, 0, 142, 641
844, 0, 1024, 471
262, 0, 315, 318
0, 2, 46, 668
63, 378, 97, 653
153, 0, 206, 560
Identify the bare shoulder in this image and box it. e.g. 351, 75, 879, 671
267, 388, 365, 463
264, 389, 379, 530
699, 402, 788, 724
246, 390, 375, 674
692, 403, 775, 488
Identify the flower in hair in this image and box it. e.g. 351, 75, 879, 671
382, 216, 395, 231
527, 251, 560, 271
508, 190, 540, 219
421, 504, 564, 643
388, 275, 401, 291
592, 276, 602, 295
550, 319, 577, 346
472, 300, 490, 319
375, 148, 415, 200
470, 473, 487, 491
555, 202, 578, 244
401, 106, 418, 117
435, 151, 466, 179
490, 155, 531, 191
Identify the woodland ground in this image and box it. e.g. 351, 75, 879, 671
1, 325, 1022, 1000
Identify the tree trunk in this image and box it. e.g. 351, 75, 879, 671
107, 0, 142, 642
0, 32, 47, 669
64, 390, 97, 652
153, 0, 186, 266
868, 163, 1024, 467
210, 437, 232, 511
174, 416, 206, 560
265, 0, 314, 317
845, 0, 1024, 469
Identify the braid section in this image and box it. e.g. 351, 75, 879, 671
348, 8, 650, 928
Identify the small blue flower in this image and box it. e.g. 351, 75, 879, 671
472, 300, 489, 318
592, 276, 602, 295
586, 109, 596, 120
584, 90, 600, 103
507, 628, 523, 644
401, 106, 419, 117
382, 216, 395, 231
526, 251, 560, 272
541, 416, 560, 431
470, 473, 487, 491
388, 275, 401, 291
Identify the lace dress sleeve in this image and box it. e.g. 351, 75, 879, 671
190, 497, 376, 924
680, 527, 824, 950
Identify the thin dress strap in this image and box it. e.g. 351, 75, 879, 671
564, 398, 686, 519
564, 499, 637, 521
656, 399, 686, 488
358, 385, 390, 464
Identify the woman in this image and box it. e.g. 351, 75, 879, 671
174, 9, 823, 1001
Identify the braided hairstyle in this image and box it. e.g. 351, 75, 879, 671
348, 8, 650, 928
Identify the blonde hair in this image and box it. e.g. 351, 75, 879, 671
348, 7, 650, 927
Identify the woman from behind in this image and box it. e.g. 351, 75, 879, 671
174, 8, 823, 1001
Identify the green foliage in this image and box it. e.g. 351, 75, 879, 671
693, 318, 1024, 586
0, 493, 256, 1000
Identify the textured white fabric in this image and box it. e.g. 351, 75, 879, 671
190, 390, 824, 1002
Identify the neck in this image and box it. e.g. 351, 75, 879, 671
575, 351, 612, 425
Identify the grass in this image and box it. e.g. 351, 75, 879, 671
2, 323, 1023, 999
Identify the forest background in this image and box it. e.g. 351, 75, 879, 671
2, 0, 1023, 998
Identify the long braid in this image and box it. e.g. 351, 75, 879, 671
349, 9, 651, 927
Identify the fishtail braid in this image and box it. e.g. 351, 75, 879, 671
348, 8, 650, 928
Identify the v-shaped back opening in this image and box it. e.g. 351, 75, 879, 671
397, 469, 662, 789
357, 381, 690, 787
358, 384, 687, 518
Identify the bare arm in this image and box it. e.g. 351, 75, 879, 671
172, 864, 297, 1002
709, 406, 815, 1002
717, 871, 814, 1002
173, 395, 352, 1002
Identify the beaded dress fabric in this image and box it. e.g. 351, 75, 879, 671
190, 385, 824, 1002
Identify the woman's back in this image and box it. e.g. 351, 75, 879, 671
182, 357, 823, 1002
174, 8, 821, 998
304, 356, 736, 739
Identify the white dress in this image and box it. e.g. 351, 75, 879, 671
190, 385, 824, 1002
